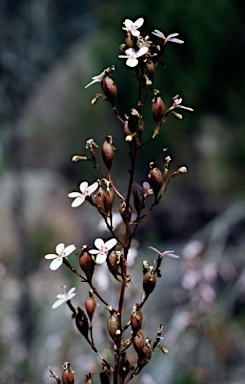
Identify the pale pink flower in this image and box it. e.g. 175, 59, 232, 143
45, 243, 76, 270
52, 285, 76, 309
118, 47, 148, 67
68, 181, 98, 207
85, 67, 110, 88
148, 246, 179, 259
89, 238, 117, 264
152, 29, 184, 44
122, 18, 144, 37
172, 97, 194, 111
142, 181, 153, 197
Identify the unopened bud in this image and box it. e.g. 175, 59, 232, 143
102, 75, 117, 107
178, 166, 188, 174
62, 362, 74, 384
102, 135, 114, 171
143, 266, 156, 297
84, 373, 93, 384
75, 307, 89, 339
72, 155, 87, 162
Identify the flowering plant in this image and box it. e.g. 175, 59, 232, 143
47, 17, 193, 384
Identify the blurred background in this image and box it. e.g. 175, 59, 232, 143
0, 0, 245, 383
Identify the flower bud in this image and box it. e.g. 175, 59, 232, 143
102, 75, 117, 107
123, 119, 132, 136
75, 307, 89, 339
102, 135, 114, 171
100, 366, 111, 384
143, 266, 156, 297
107, 312, 120, 340
85, 292, 96, 321
84, 373, 93, 384
148, 162, 163, 196
133, 330, 145, 355
79, 248, 95, 282
119, 201, 132, 223
131, 306, 143, 334
62, 362, 74, 384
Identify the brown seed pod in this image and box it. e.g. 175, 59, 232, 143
143, 266, 156, 297
107, 312, 120, 340
146, 59, 156, 82
85, 293, 96, 321
131, 306, 143, 334
152, 89, 165, 124
148, 161, 163, 196
105, 183, 115, 212
75, 307, 89, 339
102, 75, 117, 107
94, 186, 108, 215
133, 330, 145, 355
79, 248, 95, 282
107, 251, 121, 279
102, 135, 114, 171
62, 362, 74, 384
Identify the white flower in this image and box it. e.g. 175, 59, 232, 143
118, 47, 148, 67
152, 29, 184, 44
172, 97, 194, 111
45, 243, 76, 270
68, 181, 98, 207
89, 238, 117, 264
122, 18, 144, 37
52, 285, 76, 309
85, 67, 110, 88
148, 246, 179, 259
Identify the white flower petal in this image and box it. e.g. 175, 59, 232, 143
104, 238, 117, 251
123, 19, 133, 29
71, 196, 85, 207
152, 29, 165, 39
94, 238, 104, 249
67, 287, 76, 296
56, 243, 65, 254
50, 258, 63, 270
135, 46, 148, 58
56, 293, 65, 299
89, 249, 100, 255
131, 30, 140, 37
167, 33, 179, 38
87, 181, 98, 195
79, 181, 89, 193
45, 253, 57, 260
126, 58, 139, 67
95, 253, 107, 264
169, 37, 184, 44
52, 298, 65, 309
134, 17, 144, 29
63, 244, 76, 256
68, 192, 81, 198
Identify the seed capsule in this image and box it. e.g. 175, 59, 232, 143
62, 362, 74, 384
152, 89, 165, 124
133, 330, 145, 355
102, 135, 114, 171
146, 59, 156, 82
131, 306, 143, 334
107, 312, 120, 340
85, 293, 96, 321
79, 248, 95, 282
102, 75, 117, 107
148, 162, 163, 196
94, 185, 108, 215
75, 307, 89, 339
143, 266, 156, 297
